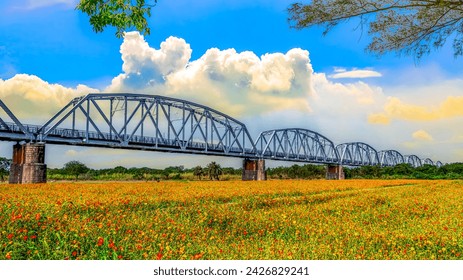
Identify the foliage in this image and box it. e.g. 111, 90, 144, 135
345, 163, 463, 180
76, 0, 157, 38
1, 180, 463, 260
288, 0, 463, 59
0, 157, 11, 182
267, 164, 325, 179
192, 166, 204, 180
46, 160, 463, 181
63, 161, 90, 180
206, 162, 222, 180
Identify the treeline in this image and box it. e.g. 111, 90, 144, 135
267, 164, 326, 179
268, 163, 463, 180
4, 158, 463, 181
46, 162, 463, 181
47, 161, 241, 181
345, 163, 463, 179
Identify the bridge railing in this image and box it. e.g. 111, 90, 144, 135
41, 126, 258, 157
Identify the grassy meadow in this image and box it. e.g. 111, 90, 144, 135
1, 179, 463, 260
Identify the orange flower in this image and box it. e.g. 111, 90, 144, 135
5, 252, 11, 260
193, 253, 203, 260
72, 251, 77, 257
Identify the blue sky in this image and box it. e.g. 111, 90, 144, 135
1, 0, 462, 168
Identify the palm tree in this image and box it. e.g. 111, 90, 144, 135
206, 162, 222, 181
193, 166, 203, 180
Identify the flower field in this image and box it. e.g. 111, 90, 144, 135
1, 179, 463, 260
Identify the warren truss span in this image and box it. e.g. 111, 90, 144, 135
0, 93, 442, 184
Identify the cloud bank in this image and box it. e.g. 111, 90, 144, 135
107, 32, 314, 116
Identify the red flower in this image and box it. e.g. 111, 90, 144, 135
156, 252, 163, 260
97, 237, 104, 246
108, 240, 116, 250
72, 251, 77, 257
7, 233, 13, 240
23, 236, 28, 241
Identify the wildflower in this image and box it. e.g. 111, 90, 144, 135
108, 240, 116, 250
7, 233, 13, 240
193, 253, 203, 260
97, 237, 104, 246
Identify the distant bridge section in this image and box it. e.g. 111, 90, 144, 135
379, 150, 405, 167
336, 142, 380, 166
404, 155, 422, 168
0, 93, 444, 184
254, 128, 339, 164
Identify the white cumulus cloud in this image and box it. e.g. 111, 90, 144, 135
107, 32, 314, 116
329, 68, 382, 79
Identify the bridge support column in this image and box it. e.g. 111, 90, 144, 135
9, 143, 47, 184
242, 159, 267, 181
326, 165, 344, 180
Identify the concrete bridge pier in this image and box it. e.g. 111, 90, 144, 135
326, 165, 345, 180
9, 143, 47, 184
242, 158, 267, 181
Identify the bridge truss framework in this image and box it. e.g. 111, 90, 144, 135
0, 93, 444, 183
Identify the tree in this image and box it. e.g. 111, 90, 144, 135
193, 166, 204, 180
288, 1, 463, 59
0, 157, 11, 182
206, 162, 222, 181
76, 0, 157, 38
63, 161, 90, 181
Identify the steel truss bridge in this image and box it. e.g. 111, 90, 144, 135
0, 93, 442, 168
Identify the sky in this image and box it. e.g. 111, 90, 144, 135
0, 0, 462, 169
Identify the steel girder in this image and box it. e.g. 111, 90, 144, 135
36, 93, 257, 157
0, 99, 34, 141
254, 128, 339, 163
336, 142, 380, 166
379, 150, 405, 167
404, 155, 422, 168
